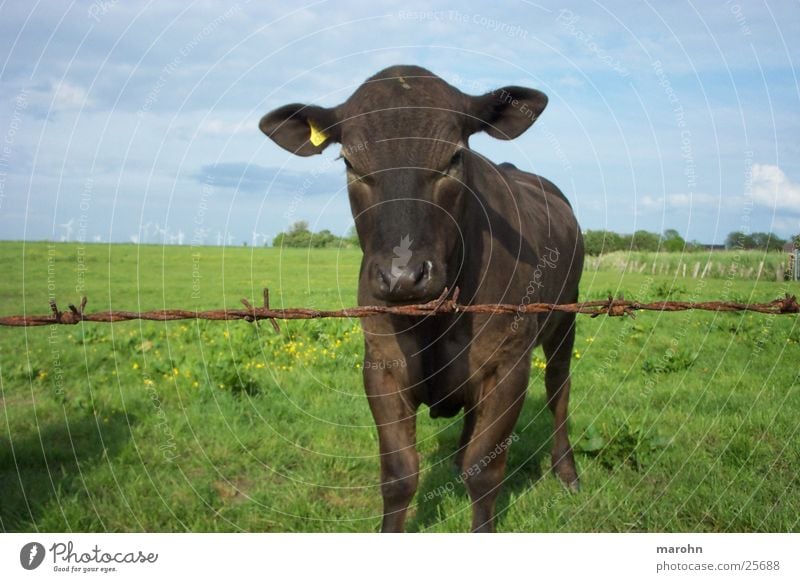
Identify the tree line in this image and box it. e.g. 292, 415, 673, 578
583, 229, 796, 256
270, 222, 799, 255
271, 221, 358, 248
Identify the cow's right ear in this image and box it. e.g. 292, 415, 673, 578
259, 104, 339, 156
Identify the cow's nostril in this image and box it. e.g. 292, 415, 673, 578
413, 263, 424, 285
377, 267, 391, 288
414, 260, 432, 286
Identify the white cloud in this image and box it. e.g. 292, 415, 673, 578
198, 119, 248, 136
769, 215, 800, 234
639, 192, 721, 211
556, 74, 585, 88
751, 164, 800, 213
15, 80, 93, 117
668, 193, 723, 208
638, 195, 662, 211
52, 81, 91, 110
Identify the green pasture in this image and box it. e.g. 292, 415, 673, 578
587, 249, 791, 281
1, 242, 798, 532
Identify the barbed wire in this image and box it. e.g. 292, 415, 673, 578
0, 287, 797, 330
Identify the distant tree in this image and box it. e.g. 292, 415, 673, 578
629, 230, 660, 251
273, 221, 312, 247
750, 232, 785, 251
272, 221, 361, 249
750, 232, 767, 249
725, 231, 755, 250
292, 220, 308, 232
684, 239, 702, 252
793, 234, 800, 248
311, 229, 337, 248
662, 229, 681, 239
766, 232, 785, 251
583, 230, 625, 255
661, 229, 686, 252
725, 231, 785, 251
582, 230, 605, 256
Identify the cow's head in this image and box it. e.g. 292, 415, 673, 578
260, 65, 547, 303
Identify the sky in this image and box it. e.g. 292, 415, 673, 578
0, 0, 798, 246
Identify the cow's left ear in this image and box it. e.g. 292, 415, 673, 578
259, 104, 340, 156
468, 86, 548, 140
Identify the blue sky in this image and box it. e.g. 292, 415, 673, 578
1, 0, 798, 245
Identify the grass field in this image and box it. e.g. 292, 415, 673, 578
586, 249, 792, 281
1, 241, 798, 532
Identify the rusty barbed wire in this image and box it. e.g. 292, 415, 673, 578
0, 287, 797, 329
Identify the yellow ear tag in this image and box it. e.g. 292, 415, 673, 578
308, 120, 328, 147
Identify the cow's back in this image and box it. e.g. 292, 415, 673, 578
463, 160, 583, 309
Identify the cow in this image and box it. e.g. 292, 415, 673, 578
260, 65, 584, 532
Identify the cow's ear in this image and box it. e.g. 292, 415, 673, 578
468, 86, 548, 140
259, 104, 339, 156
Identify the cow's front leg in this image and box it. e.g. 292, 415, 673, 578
461, 367, 527, 532
364, 362, 419, 533
454, 407, 476, 471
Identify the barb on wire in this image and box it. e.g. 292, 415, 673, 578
0, 288, 797, 329
240, 288, 281, 332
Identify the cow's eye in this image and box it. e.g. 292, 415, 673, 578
342, 157, 371, 184
444, 150, 463, 177
342, 157, 361, 177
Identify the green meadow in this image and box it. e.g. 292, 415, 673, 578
1, 241, 798, 532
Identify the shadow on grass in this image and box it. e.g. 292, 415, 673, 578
0, 410, 132, 532
409, 394, 554, 532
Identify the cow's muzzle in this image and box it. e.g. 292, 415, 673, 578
371, 259, 442, 303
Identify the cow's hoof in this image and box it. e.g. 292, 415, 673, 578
559, 477, 581, 494
552, 449, 580, 493
553, 463, 581, 493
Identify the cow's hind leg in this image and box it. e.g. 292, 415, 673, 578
461, 367, 527, 532
364, 365, 419, 532
542, 314, 580, 492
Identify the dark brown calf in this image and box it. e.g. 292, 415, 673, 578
261, 65, 584, 532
